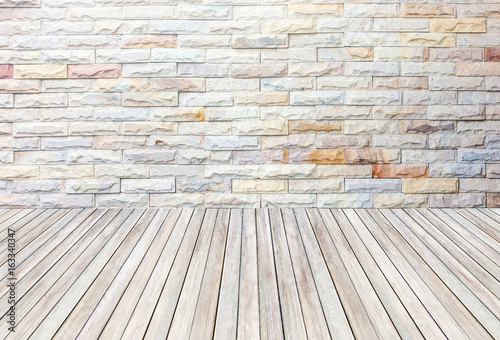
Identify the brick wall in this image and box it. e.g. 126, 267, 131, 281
0, 0, 499, 208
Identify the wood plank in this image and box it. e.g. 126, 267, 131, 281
123, 209, 204, 339
3, 211, 138, 338
100, 208, 191, 340
483, 209, 500, 230
237, 209, 260, 340
163, 209, 217, 339
382, 209, 500, 338
0, 209, 48, 243
0, 209, 9, 217
455, 209, 500, 243
28, 209, 154, 338
440, 209, 499, 257
213, 209, 242, 340
331, 209, 428, 339
362, 209, 493, 340
0, 209, 34, 233
281, 208, 331, 339
80, 209, 181, 339
0, 209, 114, 325
345, 209, 467, 339
405, 209, 500, 300
0, 209, 70, 266
53, 209, 167, 338
255, 209, 283, 340
294, 209, 353, 339
189, 209, 231, 339
420, 209, 500, 283
319, 209, 401, 340
306, 209, 376, 339
268, 209, 307, 340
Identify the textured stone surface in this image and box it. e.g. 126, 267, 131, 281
0, 1, 497, 208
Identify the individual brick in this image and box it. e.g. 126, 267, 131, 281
123, 150, 176, 164
232, 34, 288, 49
345, 179, 401, 193
234, 92, 288, 106
401, 33, 456, 47
430, 19, 486, 33
122, 63, 176, 78
317, 77, 371, 90
457, 5, 500, 18
149, 78, 205, 92
290, 91, 343, 105
0, 65, 13, 79
205, 193, 259, 208
371, 106, 426, 120
12, 180, 63, 194
231, 63, 287, 78
345, 62, 399, 76
486, 48, 500, 62
344, 120, 399, 134
429, 48, 483, 62
344, 4, 398, 17
258, 164, 315, 179
0, 79, 40, 93
402, 178, 458, 193
317, 194, 373, 208
0, 94, 13, 108
373, 165, 428, 178
289, 33, 343, 48
174, 5, 232, 20
68, 64, 121, 78
0, 194, 35, 208
260, 19, 316, 34
66, 179, 120, 193
374, 18, 429, 32
401, 121, 454, 134
428, 106, 484, 120
232, 179, 287, 193
345, 33, 400, 47
177, 178, 230, 192
233, 120, 287, 136
151, 165, 204, 179
96, 194, 149, 208
206, 165, 259, 179
151, 48, 205, 63
123, 92, 178, 107
180, 92, 233, 107
457, 62, 500, 76
261, 78, 313, 92
430, 194, 485, 208
460, 179, 500, 193
316, 135, 371, 149
14, 65, 67, 79
374, 194, 428, 208
233, 150, 287, 165
179, 64, 229, 78
317, 165, 372, 178
430, 163, 485, 178
373, 77, 428, 91
288, 4, 343, 18
345, 149, 400, 164
0, 166, 38, 180
95, 165, 149, 178
121, 179, 175, 193
289, 149, 344, 164
261, 194, 316, 208
401, 4, 455, 17
289, 62, 343, 77
429, 134, 484, 149
317, 18, 371, 32
177, 35, 232, 49
262, 135, 315, 150
458, 34, 500, 48
403, 150, 455, 163
487, 194, 500, 208
289, 179, 343, 193
374, 48, 428, 62
289, 121, 342, 134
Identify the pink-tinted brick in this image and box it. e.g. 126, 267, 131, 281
0, 65, 13, 79
68, 64, 121, 79
486, 48, 500, 62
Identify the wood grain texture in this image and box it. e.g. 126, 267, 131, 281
0, 208, 497, 339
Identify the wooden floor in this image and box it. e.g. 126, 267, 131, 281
0, 208, 498, 339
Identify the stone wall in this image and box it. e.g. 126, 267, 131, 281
0, 0, 499, 208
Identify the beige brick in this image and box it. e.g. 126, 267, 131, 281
402, 178, 458, 193
233, 179, 287, 193
401, 33, 456, 47
430, 19, 486, 33
14, 65, 67, 79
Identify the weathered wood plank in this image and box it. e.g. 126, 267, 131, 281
256, 209, 283, 340
100, 208, 189, 340
213, 209, 242, 340
189, 209, 231, 339
382, 209, 500, 338
362, 209, 493, 340
282, 208, 331, 339
237, 209, 260, 340
269, 209, 307, 340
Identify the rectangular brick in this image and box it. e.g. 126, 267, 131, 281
68, 64, 121, 78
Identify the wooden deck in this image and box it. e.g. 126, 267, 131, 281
0, 208, 498, 339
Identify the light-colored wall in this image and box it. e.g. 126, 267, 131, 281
0, 0, 499, 208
